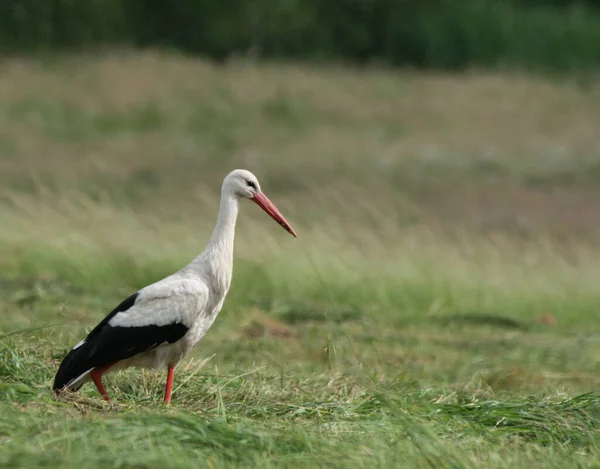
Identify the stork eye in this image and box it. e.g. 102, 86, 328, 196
246, 180, 256, 189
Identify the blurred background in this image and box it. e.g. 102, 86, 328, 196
1, 0, 600, 236
1, 2, 600, 465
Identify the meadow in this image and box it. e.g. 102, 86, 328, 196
1, 51, 600, 468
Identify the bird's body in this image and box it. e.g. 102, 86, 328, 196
53, 169, 296, 403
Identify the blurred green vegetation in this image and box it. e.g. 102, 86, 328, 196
2, 0, 600, 71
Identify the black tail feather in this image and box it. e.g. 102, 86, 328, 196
53, 345, 93, 392
53, 292, 140, 393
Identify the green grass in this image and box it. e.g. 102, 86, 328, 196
1, 52, 600, 468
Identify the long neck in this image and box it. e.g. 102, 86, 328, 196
206, 191, 239, 259
188, 191, 239, 277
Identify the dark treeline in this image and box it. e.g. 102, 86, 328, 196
2, 0, 600, 71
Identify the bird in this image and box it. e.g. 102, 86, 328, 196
52, 169, 297, 404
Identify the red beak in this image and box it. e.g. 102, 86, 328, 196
252, 192, 298, 238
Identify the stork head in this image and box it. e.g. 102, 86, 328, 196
224, 169, 297, 238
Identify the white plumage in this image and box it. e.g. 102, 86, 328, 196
53, 169, 297, 404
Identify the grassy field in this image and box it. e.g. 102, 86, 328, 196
1, 51, 600, 468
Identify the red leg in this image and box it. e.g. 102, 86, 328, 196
164, 366, 175, 405
90, 363, 114, 402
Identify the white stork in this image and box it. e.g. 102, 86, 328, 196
52, 169, 297, 404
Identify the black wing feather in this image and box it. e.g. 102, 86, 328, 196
53, 292, 188, 392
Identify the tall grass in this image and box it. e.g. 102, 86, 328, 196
0, 53, 599, 468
